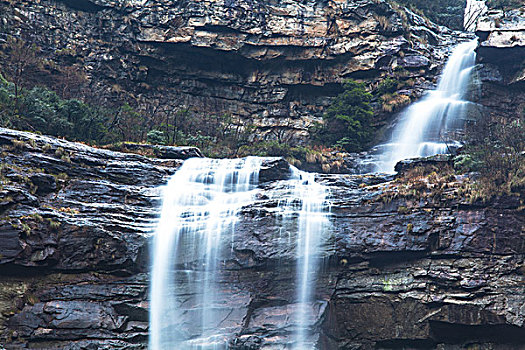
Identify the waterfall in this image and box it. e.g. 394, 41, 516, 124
374, 39, 478, 173
149, 157, 329, 349
276, 167, 330, 348
149, 157, 262, 349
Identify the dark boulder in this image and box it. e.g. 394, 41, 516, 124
30, 173, 57, 194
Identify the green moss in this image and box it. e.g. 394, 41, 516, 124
55, 172, 69, 182
397, 206, 409, 214
20, 222, 31, 236
30, 213, 43, 222
46, 219, 60, 231
54, 147, 65, 157
60, 154, 71, 163
42, 143, 52, 152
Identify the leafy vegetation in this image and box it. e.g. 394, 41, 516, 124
0, 37, 258, 157
0, 35, 418, 160
314, 80, 374, 152
0, 75, 116, 144
0, 71, 260, 156
375, 78, 399, 96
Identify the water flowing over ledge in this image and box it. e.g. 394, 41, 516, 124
149, 157, 330, 349
372, 39, 478, 173
1, 128, 524, 349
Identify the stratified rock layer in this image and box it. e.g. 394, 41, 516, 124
476, 7, 525, 85
474, 6, 525, 152
1, 128, 523, 349
0, 0, 462, 143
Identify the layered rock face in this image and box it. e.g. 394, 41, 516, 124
0, 128, 181, 349
1, 128, 523, 349
476, 8, 525, 85
1, 0, 460, 143
474, 7, 525, 121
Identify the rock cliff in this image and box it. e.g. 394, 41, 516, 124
1, 128, 523, 349
475, 8, 525, 85
0, 0, 463, 143
0, 2, 523, 349
474, 7, 524, 137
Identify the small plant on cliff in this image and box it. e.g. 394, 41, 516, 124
456, 114, 524, 202
47, 219, 61, 231
315, 80, 374, 152
147, 130, 168, 145
375, 78, 399, 96
380, 93, 411, 113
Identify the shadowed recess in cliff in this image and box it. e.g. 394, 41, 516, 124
149, 157, 330, 349
59, 0, 105, 12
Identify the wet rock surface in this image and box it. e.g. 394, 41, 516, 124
1, 128, 523, 349
0, 0, 464, 143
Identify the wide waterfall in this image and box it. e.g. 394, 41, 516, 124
374, 39, 478, 173
149, 157, 329, 349
149, 157, 263, 349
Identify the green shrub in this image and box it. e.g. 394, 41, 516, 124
376, 78, 399, 95
0, 78, 113, 144
147, 130, 168, 145
458, 116, 524, 201
21, 87, 72, 135
315, 79, 374, 152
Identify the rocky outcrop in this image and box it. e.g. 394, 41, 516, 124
0, 128, 179, 348
0, 0, 463, 143
476, 8, 525, 84
473, 6, 524, 141
475, 8, 525, 85
1, 129, 523, 349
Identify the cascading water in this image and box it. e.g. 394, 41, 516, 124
149, 157, 263, 349
150, 157, 330, 349
276, 168, 330, 348
374, 39, 478, 173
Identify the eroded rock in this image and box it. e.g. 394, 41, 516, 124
0, 0, 463, 144
1, 129, 523, 348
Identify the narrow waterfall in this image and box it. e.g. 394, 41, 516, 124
277, 167, 330, 348
374, 39, 478, 173
150, 157, 329, 349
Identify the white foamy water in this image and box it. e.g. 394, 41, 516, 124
149, 158, 330, 349
276, 167, 330, 348
374, 39, 478, 173
149, 157, 262, 349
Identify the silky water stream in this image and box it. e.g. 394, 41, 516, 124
149, 157, 330, 349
